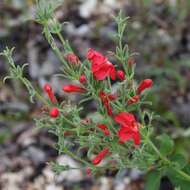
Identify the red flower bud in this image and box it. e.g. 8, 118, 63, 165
85, 167, 91, 177
137, 79, 153, 94
79, 75, 86, 84
99, 91, 116, 116
97, 124, 110, 136
92, 147, 109, 165
44, 84, 52, 93
128, 58, 135, 66
49, 107, 59, 118
127, 95, 140, 105
43, 83, 57, 104
117, 70, 125, 80
65, 53, 79, 64
62, 85, 86, 93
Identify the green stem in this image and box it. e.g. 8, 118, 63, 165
147, 138, 170, 164
43, 26, 71, 72
173, 168, 190, 182
62, 116, 78, 128
64, 149, 90, 166
57, 32, 66, 48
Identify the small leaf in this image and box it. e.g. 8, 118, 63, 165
171, 154, 187, 170
156, 134, 174, 156
145, 170, 161, 190
3, 76, 13, 83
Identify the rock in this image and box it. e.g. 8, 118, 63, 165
65, 23, 90, 37
45, 184, 63, 190
27, 40, 40, 79
169, 0, 177, 6
11, 123, 29, 136
0, 156, 12, 174
171, 102, 190, 126
55, 155, 83, 183
114, 182, 125, 190
17, 129, 36, 147
79, 0, 98, 18
33, 176, 46, 190
114, 177, 131, 190
101, 0, 123, 13
0, 102, 29, 113
11, 156, 31, 171
76, 24, 91, 37
131, 21, 142, 30
99, 177, 112, 190
99, 25, 115, 41
43, 166, 55, 183
130, 169, 143, 180
114, 170, 130, 190
22, 146, 46, 166
0, 166, 34, 190
1, 172, 23, 190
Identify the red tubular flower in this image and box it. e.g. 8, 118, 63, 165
65, 53, 79, 64
137, 79, 153, 95
49, 107, 59, 118
44, 84, 52, 92
62, 85, 86, 93
92, 147, 109, 165
114, 112, 140, 145
79, 75, 86, 84
127, 95, 140, 105
87, 49, 116, 81
114, 112, 136, 127
99, 91, 116, 116
118, 125, 140, 145
117, 70, 125, 80
97, 124, 110, 136
44, 84, 57, 104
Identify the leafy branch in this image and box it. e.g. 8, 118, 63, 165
0, 47, 48, 105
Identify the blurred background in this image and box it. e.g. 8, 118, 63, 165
0, 0, 190, 189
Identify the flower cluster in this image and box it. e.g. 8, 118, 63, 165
43, 48, 153, 166
3, 8, 190, 185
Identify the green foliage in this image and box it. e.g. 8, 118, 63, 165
145, 170, 161, 190
113, 11, 131, 76
167, 165, 190, 189
35, 0, 63, 25
156, 134, 174, 156
0, 130, 11, 144
0, 47, 36, 103
51, 161, 78, 174
170, 154, 187, 170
